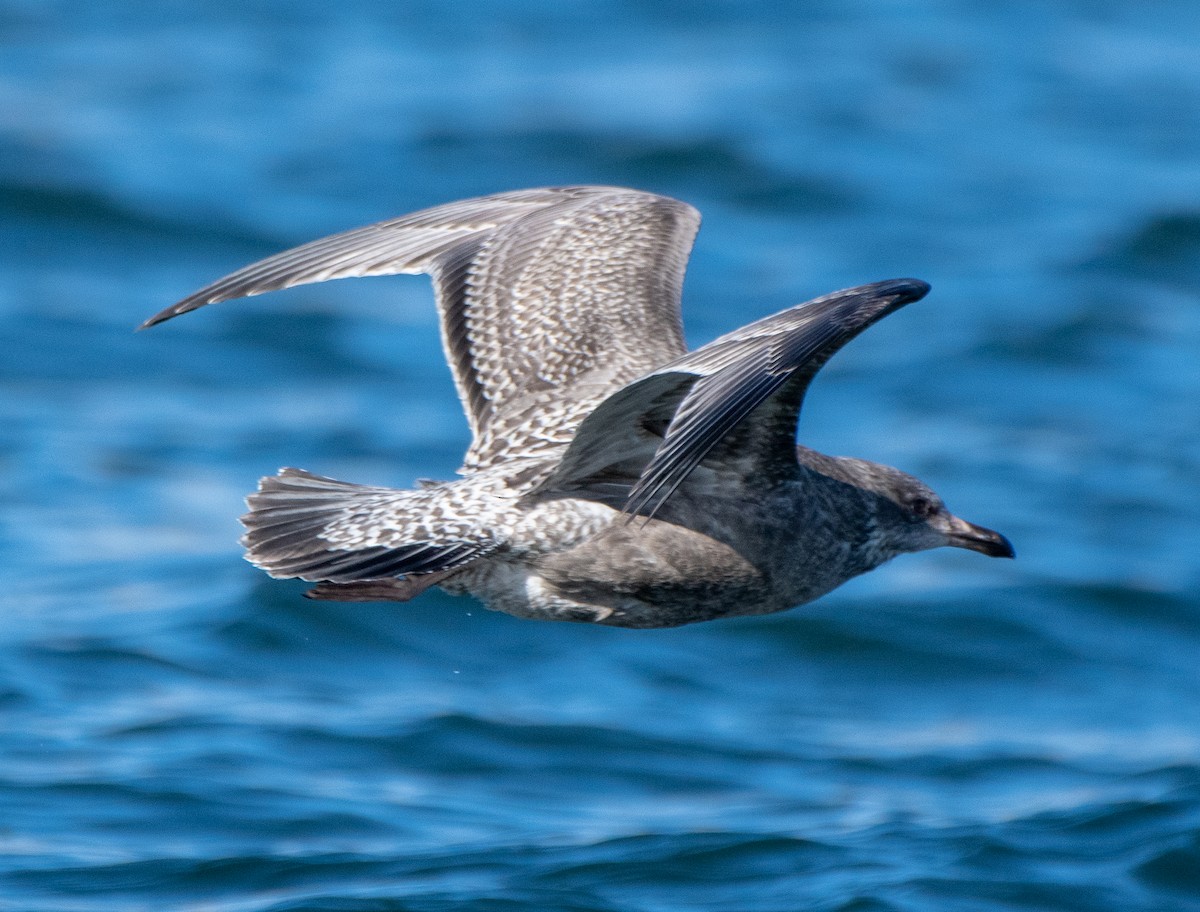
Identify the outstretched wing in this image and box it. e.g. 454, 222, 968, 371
541, 279, 931, 518
142, 186, 700, 470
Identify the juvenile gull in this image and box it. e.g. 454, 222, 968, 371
142, 186, 1012, 628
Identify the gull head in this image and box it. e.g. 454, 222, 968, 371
871, 464, 1014, 561
817, 455, 1015, 563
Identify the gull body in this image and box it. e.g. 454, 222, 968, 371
143, 186, 1012, 628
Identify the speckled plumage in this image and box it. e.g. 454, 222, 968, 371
143, 186, 1012, 628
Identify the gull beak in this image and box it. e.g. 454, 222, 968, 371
943, 515, 1015, 559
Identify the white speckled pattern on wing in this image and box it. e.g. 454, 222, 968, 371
142, 186, 700, 469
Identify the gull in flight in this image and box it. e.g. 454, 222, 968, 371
143, 186, 1012, 628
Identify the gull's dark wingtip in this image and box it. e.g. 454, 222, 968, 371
135, 312, 165, 332
137, 301, 190, 331
137, 290, 222, 330
877, 277, 931, 303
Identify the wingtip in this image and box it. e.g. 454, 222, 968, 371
882, 277, 931, 302
136, 304, 183, 331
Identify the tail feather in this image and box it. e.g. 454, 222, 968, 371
240, 468, 490, 583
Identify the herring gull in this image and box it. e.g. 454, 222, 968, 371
142, 186, 1012, 628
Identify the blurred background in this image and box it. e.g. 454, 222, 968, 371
2, 1, 1199, 909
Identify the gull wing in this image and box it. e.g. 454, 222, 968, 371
142, 186, 700, 470
540, 279, 931, 518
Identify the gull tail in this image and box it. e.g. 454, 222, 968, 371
241, 468, 489, 586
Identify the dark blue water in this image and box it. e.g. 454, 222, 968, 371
3, 2, 1200, 909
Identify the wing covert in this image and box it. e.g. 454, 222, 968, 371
142, 186, 701, 468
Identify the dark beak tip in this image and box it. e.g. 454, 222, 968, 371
950, 522, 1015, 560
992, 534, 1016, 560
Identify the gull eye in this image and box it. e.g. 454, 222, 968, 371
908, 496, 936, 520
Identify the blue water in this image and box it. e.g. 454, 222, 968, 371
3, 1, 1200, 909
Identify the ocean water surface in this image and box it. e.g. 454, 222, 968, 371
2, 1, 1199, 909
